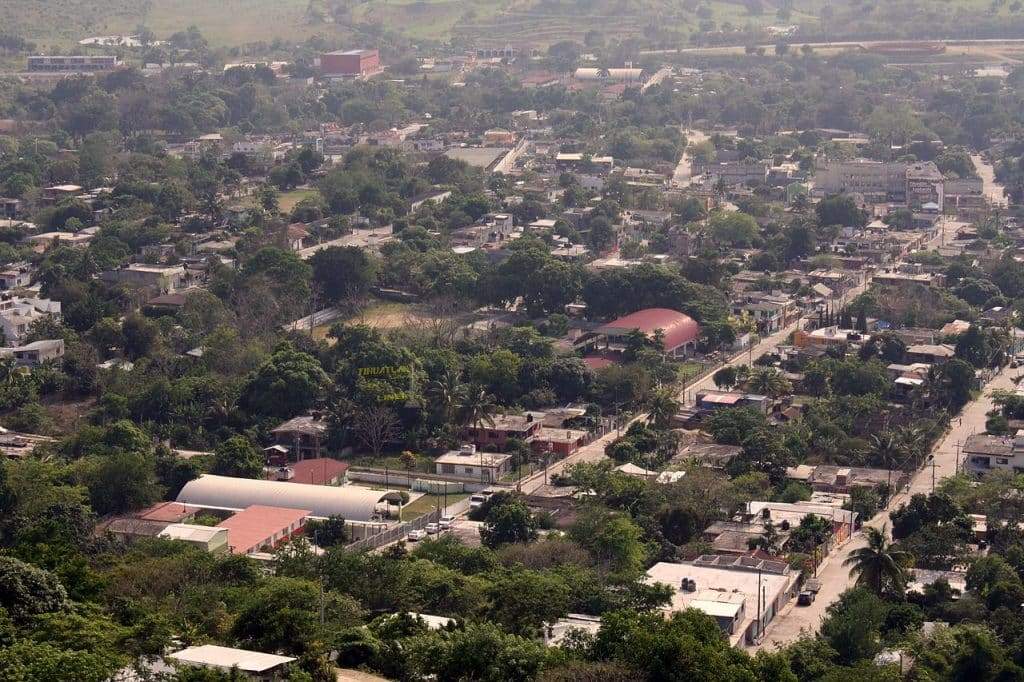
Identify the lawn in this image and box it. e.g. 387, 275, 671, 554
278, 187, 319, 214
402, 492, 469, 519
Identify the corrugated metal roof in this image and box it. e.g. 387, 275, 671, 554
176, 475, 395, 521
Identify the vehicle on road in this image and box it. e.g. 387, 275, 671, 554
469, 490, 497, 509
425, 522, 440, 535
407, 529, 427, 541
797, 591, 815, 606
439, 515, 456, 530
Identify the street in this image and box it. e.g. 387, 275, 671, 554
754, 366, 1017, 651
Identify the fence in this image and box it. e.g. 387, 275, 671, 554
348, 467, 511, 493
345, 508, 441, 553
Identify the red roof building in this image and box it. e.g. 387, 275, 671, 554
284, 458, 349, 486
217, 505, 311, 555
597, 308, 701, 357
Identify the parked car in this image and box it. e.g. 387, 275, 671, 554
425, 522, 440, 535
439, 515, 456, 530
407, 529, 427, 542
469, 491, 495, 509
797, 591, 815, 606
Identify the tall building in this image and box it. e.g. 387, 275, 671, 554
320, 49, 382, 79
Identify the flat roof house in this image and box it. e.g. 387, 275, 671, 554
166, 645, 295, 680
159, 524, 229, 554
435, 444, 512, 483
646, 555, 797, 646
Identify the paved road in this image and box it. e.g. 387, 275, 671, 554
672, 130, 709, 188
755, 366, 1017, 650
972, 154, 1008, 208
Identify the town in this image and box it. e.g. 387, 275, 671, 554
4, 4, 1024, 681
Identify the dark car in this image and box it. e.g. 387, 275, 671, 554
797, 591, 815, 606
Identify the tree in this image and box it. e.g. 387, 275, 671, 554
0, 557, 69, 623
954, 325, 991, 368
937, 358, 975, 409
713, 365, 738, 389
458, 386, 499, 432
241, 344, 329, 418
406, 622, 546, 682
708, 211, 759, 247
121, 314, 158, 360
745, 367, 792, 398
78, 450, 163, 516
843, 525, 914, 595
646, 388, 678, 430
816, 194, 868, 228
212, 436, 264, 478
309, 246, 378, 304
352, 406, 401, 459
480, 495, 538, 548
305, 515, 348, 547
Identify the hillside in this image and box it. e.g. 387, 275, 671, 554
8, 0, 1024, 50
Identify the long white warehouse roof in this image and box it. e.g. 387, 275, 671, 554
176, 474, 396, 521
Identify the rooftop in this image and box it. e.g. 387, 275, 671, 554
217, 505, 311, 555
167, 645, 295, 673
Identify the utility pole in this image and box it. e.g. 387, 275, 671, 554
314, 530, 325, 627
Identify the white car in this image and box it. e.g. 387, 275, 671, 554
439, 515, 456, 530
407, 529, 427, 541
425, 522, 440, 535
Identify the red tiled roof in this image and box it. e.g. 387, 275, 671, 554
287, 458, 350, 485
217, 505, 311, 555
598, 308, 701, 351
136, 501, 197, 523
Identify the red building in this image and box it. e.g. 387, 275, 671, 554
321, 49, 381, 78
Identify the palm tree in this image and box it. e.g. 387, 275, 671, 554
647, 388, 679, 430
745, 367, 792, 398
843, 526, 914, 595
458, 385, 498, 432
429, 368, 465, 426
870, 431, 906, 471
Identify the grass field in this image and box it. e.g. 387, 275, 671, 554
403, 492, 469, 519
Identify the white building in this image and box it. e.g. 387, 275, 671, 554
646, 555, 797, 646
434, 444, 512, 483
0, 295, 61, 346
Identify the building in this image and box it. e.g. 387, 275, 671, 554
100, 264, 187, 295
646, 555, 797, 646
813, 160, 907, 201
434, 444, 513, 483
269, 415, 329, 461
731, 293, 798, 333
321, 49, 382, 78
0, 295, 61, 346
963, 433, 1018, 475
705, 161, 770, 187
694, 391, 771, 414
745, 500, 857, 544
216, 505, 311, 555
270, 457, 349, 486
596, 308, 701, 358
176, 475, 401, 522
0, 262, 32, 290
906, 162, 944, 211
464, 413, 543, 451
159, 524, 230, 554
905, 343, 956, 364
0, 339, 64, 367
166, 645, 295, 680
27, 55, 121, 73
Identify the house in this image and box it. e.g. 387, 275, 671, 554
270, 414, 330, 461
731, 293, 799, 333
531, 427, 588, 456
0, 339, 64, 367
595, 308, 701, 359
962, 433, 1019, 475
286, 223, 309, 251
159, 524, 230, 554
216, 505, 311, 555
793, 326, 867, 351
0, 295, 61, 346
646, 555, 798, 646
26, 231, 94, 248
465, 413, 542, 450
0, 262, 32, 290
694, 391, 771, 414
434, 444, 512, 483
801, 464, 908, 493
268, 457, 349, 485
100, 264, 187, 295
905, 344, 956, 364
543, 614, 603, 646
675, 442, 743, 469
745, 501, 858, 543
166, 645, 295, 680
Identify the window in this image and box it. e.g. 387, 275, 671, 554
441, 463, 455, 474
998, 458, 1010, 465
464, 467, 474, 474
